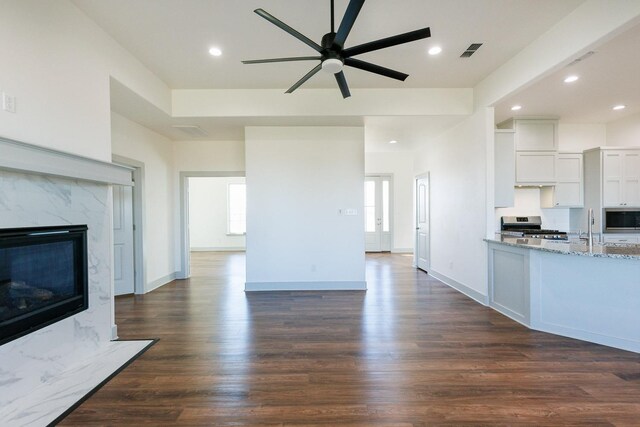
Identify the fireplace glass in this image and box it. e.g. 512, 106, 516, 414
0, 225, 88, 345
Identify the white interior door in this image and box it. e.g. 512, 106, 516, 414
416, 174, 430, 271
113, 185, 135, 295
365, 176, 392, 252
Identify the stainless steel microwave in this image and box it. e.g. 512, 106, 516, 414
604, 208, 640, 232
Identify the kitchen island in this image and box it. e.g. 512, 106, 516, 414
486, 236, 640, 353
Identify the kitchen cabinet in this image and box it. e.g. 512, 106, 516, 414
516, 151, 556, 184
495, 130, 515, 207
602, 234, 640, 244
540, 153, 583, 208
602, 150, 640, 207
498, 119, 558, 151
582, 147, 640, 233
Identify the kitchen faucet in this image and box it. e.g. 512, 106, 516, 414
578, 208, 596, 250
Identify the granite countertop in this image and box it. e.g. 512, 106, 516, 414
485, 235, 640, 260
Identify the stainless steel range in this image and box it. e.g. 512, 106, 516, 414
500, 216, 568, 240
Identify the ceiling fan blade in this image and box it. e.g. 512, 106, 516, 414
344, 58, 408, 81
334, 0, 365, 48
242, 56, 322, 64
254, 9, 322, 53
343, 27, 431, 57
334, 71, 351, 98
285, 63, 323, 94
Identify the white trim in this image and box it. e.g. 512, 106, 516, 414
146, 272, 178, 293
391, 248, 413, 253
414, 172, 430, 270
0, 135, 133, 185
365, 174, 394, 252
427, 269, 489, 305
179, 171, 246, 279
112, 155, 146, 296
111, 325, 118, 340
245, 281, 367, 292
190, 247, 246, 252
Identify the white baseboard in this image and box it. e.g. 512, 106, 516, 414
245, 281, 367, 292
145, 271, 178, 293
428, 269, 488, 305
391, 248, 413, 254
190, 247, 246, 252
111, 325, 118, 340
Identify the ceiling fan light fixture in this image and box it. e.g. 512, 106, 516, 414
322, 58, 344, 74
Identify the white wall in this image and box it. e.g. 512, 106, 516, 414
111, 113, 177, 291
558, 123, 607, 151
365, 152, 414, 252
607, 112, 640, 147
0, 0, 170, 161
189, 177, 246, 251
173, 140, 246, 172
245, 127, 365, 290
414, 109, 491, 298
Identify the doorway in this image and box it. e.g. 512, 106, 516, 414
364, 175, 393, 252
112, 155, 145, 295
415, 173, 430, 271
179, 171, 246, 279
112, 184, 134, 295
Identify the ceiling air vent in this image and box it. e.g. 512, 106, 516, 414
172, 125, 209, 137
460, 43, 483, 58
566, 51, 595, 67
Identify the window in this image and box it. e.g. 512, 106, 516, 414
228, 183, 246, 234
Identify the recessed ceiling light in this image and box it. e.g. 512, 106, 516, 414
389, 140, 398, 144
613, 105, 626, 110
511, 105, 522, 111
208, 47, 222, 56
564, 75, 579, 83
428, 46, 442, 55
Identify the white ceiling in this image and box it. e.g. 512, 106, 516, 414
495, 23, 640, 125
79, 0, 640, 150
73, 0, 583, 90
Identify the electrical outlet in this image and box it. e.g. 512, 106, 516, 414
2, 92, 16, 113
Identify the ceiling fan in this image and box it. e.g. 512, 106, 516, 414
242, 0, 431, 98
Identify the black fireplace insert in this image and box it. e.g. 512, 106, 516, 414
0, 225, 88, 346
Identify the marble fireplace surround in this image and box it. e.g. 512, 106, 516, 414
0, 136, 152, 426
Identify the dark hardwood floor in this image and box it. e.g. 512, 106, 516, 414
61, 252, 640, 426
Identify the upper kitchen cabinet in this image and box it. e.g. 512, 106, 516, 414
495, 130, 515, 207
516, 151, 556, 184
584, 148, 640, 210
498, 119, 558, 151
540, 153, 583, 208
602, 150, 640, 207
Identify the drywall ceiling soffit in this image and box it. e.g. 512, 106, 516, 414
112, 79, 466, 150
495, 22, 640, 124
73, 0, 583, 90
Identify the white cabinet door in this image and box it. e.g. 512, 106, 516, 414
603, 235, 640, 244
555, 182, 583, 207
514, 120, 557, 151
603, 152, 623, 207
603, 151, 640, 207
516, 152, 556, 184
556, 154, 582, 181
623, 152, 640, 207
495, 131, 515, 207
550, 153, 583, 207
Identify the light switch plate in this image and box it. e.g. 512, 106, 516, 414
2, 92, 16, 113
344, 208, 358, 216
